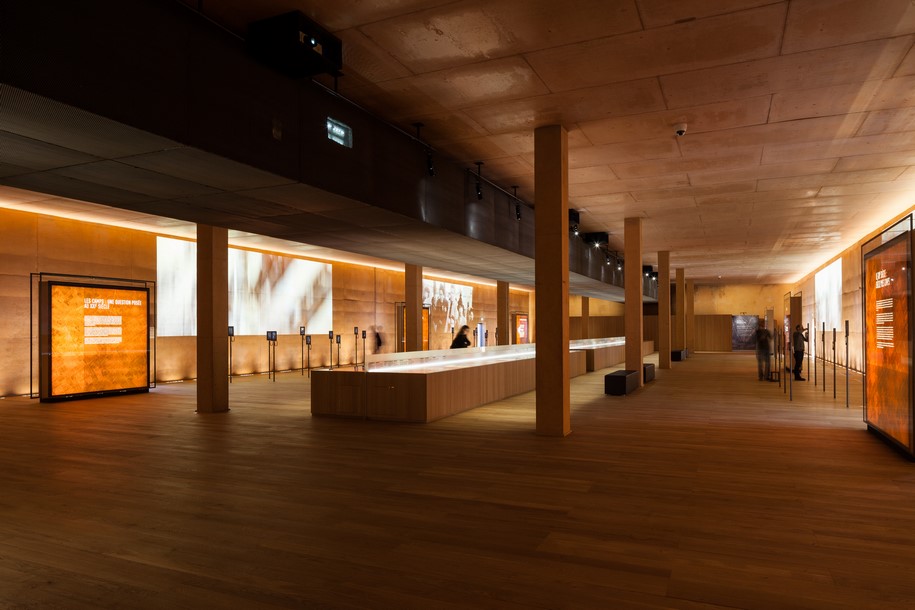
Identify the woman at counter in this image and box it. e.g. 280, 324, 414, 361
450, 325, 471, 349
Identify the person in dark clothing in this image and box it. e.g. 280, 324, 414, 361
792, 324, 808, 381
372, 325, 383, 354
755, 323, 772, 381
450, 325, 471, 349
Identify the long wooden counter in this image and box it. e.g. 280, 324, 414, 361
573, 339, 655, 372
312, 338, 658, 423
312, 345, 588, 422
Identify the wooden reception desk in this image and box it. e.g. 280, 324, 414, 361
312, 338, 652, 423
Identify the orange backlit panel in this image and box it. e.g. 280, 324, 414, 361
864, 236, 912, 451
50, 284, 149, 397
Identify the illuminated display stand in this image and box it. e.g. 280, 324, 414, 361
35, 275, 154, 402
311, 337, 644, 423
863, 218, 915, 458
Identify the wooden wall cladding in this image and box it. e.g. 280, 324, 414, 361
332, 263, 401, 364
571, 316, 658, 343
591, 316, 624, 338
644, 315, 659, 345
0, 209, 156, 397
694, 315, 733, 351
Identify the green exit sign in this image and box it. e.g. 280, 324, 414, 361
326, 118, 352, 148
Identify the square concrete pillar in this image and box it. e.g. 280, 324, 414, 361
405, 264, 423, 352
196, 224, 229, 413
497, 280, 510, 346
534, 125, 570, 437
624, 217, 643, 382
658, 251, 672, 369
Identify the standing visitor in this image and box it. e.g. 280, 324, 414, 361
755, 322, 772, 381
792, 324, 808, 381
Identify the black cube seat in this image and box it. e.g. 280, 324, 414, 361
605, 369, 639, 395
643, 362, 655, 383
671, 349, 687, 361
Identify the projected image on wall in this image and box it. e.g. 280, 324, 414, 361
49, 283, 149, 398
423, 279, 474, 336
816, 259, 843, 345
864, 235, 911, 451
157, 238, 197, 336
157, 237, 333, 336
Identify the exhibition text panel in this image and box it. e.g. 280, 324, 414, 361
50, 284, 149, 396
865, 236, 911, 449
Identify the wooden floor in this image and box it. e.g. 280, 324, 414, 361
1, 353, 913, 609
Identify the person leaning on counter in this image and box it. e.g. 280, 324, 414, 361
450, 325, 471, 349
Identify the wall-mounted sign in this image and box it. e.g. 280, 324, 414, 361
864, 232, 912, 453
44, 282, 149, 400
326, 117, 352, 148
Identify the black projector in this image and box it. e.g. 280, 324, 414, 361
248, 11, 342, 78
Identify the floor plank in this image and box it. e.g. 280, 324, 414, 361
1, 353, 910, 609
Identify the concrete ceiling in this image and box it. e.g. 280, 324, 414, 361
179, 0, 915, 284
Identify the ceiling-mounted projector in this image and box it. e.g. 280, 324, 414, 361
248, 11, 342, 78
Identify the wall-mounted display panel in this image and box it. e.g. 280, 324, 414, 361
423, 279, 474, 337
157, 237, 332, 337
864, 233, 912, 454
731, 315, 758, 351
43, 282, 150, 400
816, 259, 843, 361
816, 259, 843, 332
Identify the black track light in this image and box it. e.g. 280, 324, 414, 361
413, 122, 435, 177
512, 186, 521, 221
569, 209, 580, 236
581, 232, 608, 247
474, 161, 484, 200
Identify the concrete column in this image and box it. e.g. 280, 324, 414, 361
674, 268, 686, 351
658, 251, 672, 369
497, 280, 510, 346
196, 224, 229, 413
686, 279, 695, 355
534, 124, 570, 437
624, 217, 643, 383
581, 296, 590, 339
405, 264, 423, 352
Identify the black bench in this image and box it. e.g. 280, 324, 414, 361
671, 349, 687, 361
643, 362, 655, 383
605, 370, 639, 395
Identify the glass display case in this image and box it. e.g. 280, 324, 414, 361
315, 337, 631, 423
365, 344, 537, 373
